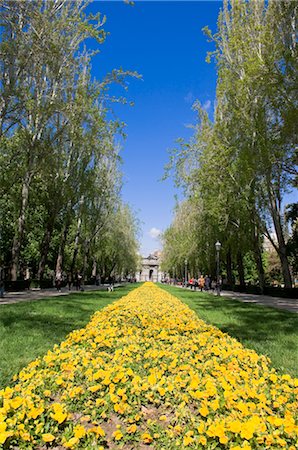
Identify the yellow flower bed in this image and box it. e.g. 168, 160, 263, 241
0, 283, 297, 449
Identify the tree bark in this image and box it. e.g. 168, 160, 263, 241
37, 215, 56, 281
268, 192, 292, 288
252, 226, 265, 294
10, 171, 31, 281
237, 250, 245, 288
55, 221, 69, 275
92, 258, 97, 278
70, 215, 82, 276
226, 247, 233, 286
70, 196, 84, 277
82, 239, 90, 282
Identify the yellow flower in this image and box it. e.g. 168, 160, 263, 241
89, 425, 105, 437
240, 423, 254, 440
10, 396, 23, 409
88, 385, 101, 392
2, 283, 297, 449
142, 432, 153, 444
229, 420, 242, 434
0, 431, 13, 444
158, 386, 166, 396
64, 437, 79, 448
113, 429, 123, 441
183, 435, 194, 446
42, 433, 55, 443
50, 403, 67, 424
20, 431, 31, 441
148, 373, 157, 385
74, 424, 86, 439
198, 436, 207, 445
27, 406, 44, 419
126, 424, 137, 433
199, 405, 209, 417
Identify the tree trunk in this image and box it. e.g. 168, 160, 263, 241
55, 222, 69, 275
253, 227, 265, 294
269, 194, 292, 288
226, 247, 233, 286
37, 215, 56, 281
82, 239, 90, 282
70, 196, 84, 277
92, 258, 97, 278
70, 215, 82, 276
11, 172, 31, 281
237, 250, 245, 288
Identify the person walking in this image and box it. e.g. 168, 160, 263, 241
75, 271, 82, 291
198, 275, 205, 292
205, 275, 210, 291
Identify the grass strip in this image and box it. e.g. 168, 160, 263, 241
0, 284, 138, 388
0, 282, 297, 449
159, 284, 298, 378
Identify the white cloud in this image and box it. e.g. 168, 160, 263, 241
184, 91, 194, 104
149, 227, 161, 239
202, 99, 211, 111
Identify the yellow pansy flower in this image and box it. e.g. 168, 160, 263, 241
42, 433, 55, 442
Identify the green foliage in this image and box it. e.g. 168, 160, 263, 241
163, 0, 297, 289
0, 1, 140, 282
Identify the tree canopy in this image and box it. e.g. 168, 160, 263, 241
0, 0, 140, 284
163, 0, 297, 290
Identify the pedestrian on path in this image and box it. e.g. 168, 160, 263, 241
198, 275, 205, 292
205, 275, 210, 290
55, 270, 62, 292
76, 271, 83, 291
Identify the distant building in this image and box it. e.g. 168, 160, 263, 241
136, 251, 162, 282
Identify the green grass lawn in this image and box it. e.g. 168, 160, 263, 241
160, 284, 298, 378
0, 284, 138, 388
1, 283, 297, 389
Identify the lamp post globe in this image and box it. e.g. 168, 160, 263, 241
215, 241, 221, 252
215, 241, 221, 296
184, 258, 188, 288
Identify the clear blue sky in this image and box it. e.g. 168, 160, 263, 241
87, 1, 296, 255
87, 1, 221, 255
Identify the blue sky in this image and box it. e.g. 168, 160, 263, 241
87, 1, 221, 255
88, 1, 297, 255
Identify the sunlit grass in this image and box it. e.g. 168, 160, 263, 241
0, 284, 138, 387
159, 284, 298, 377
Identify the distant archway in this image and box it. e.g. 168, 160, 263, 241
149, 269, 154, 280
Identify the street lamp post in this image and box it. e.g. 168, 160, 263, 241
184, 258, 188, 288
215, 241, 221, 296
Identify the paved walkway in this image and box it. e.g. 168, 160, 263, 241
0, 284, 122, 306
176, 284, 297, 314
1, 284, 297, 313
220, 290, 298, 314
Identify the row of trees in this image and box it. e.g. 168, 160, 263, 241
162, 0, 297, 290
0, 1, 139, 284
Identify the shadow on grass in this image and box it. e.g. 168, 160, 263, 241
160, 285, 298, 376
0, 285, 136, 334
163, 286, 297, 337
0, 284, 139, 386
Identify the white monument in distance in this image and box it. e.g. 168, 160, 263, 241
136, 250, 162, 282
